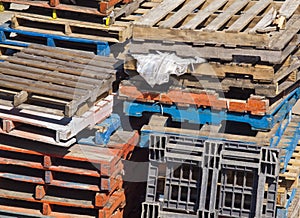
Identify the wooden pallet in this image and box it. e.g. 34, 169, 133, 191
0, 130, 138, 217
126, 36, 300, 64
125, 44, 300, 83
1, 0, 140, 16
8, 0, 159, 44
124, 45, 300, 98
0, 94, 113, 147
133, 0, 300, 51
119, 80, 270, 115
0, 186, 125, 218
0, 44, 116, 117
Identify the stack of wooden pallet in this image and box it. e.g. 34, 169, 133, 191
0, 44, 141, 217
117, 0, 300, 217
0, 130, 139, 217
123, 0, 300, 115
0, 44, 116, 146
0, 0, 161, 54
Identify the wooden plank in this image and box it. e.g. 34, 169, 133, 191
14, 52, 113, 77
134, 0, 185, 27
28, 44, 115, 63
226, 0, 271, 33
159, 0, 205, 28
0, 62, 101, 86
0, 74, 76, 100
21, 48, 116, 70
203, 0, 251, 32
249, 7, 276, 33
0, 65, 95, 91
279, 0, 300, 19
181, 0, 228, 30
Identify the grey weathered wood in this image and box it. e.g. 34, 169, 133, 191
114, 0, 144, 18
227, 0, 271, 32
14, 91, 28, 107
128, 38, 299, 63
14, 52, 114, 77
0, 72, 86, 97
5, 57, 112, 80
21, 48, 115, 71
29, 44, 116, 63
159, 0, 205, 28
279, 0, 300, 19
0, 74, 76, 100
0, 64, 95, 90
181, 0, 228, 30
203, 0, 251, 32
249, 7, 276, 33
134, 0, 185, 27
270, 15, 300, 50
0, 62, 101, 85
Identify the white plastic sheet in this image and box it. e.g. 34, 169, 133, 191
132, 52, 206, 87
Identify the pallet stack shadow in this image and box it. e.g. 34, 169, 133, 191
0, 0, 160, 55
118, 0, 300, 217
0, 44, 139, 217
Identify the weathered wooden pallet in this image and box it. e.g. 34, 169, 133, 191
1, 0, 140, 16
124, 66, 300, 99
0, 44, 116, 117
9, 0, 159, 44
10, 13, 131, 43
125, 44, 300, 84
133, 0, 300, 50
126, 35, 300, 64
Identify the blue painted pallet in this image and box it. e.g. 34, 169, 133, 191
78, 113, 121, 146
0, 24, 110, 56
124, 87, 300, 131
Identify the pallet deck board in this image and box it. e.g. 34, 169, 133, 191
226, 0, 271, 33
181, 0, 228, 30
159, 0, 205, 29
132, 0, 300, 49
203, 0, 251, 32
135, 0, 185, 27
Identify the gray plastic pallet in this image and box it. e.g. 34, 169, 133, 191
142, 129, 280, 218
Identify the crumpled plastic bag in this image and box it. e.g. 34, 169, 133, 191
132, 52, 206, 87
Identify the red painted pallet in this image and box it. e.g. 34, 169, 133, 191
119, 81, 272, 115
1, 0, 138, 16
0, 130, 138, 217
